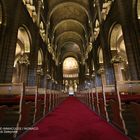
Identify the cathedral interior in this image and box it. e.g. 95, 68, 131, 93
0, 0, 140, 140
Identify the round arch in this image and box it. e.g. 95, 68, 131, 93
55, 31, 84, 46
14, 25, 31, 67
0, 2, 2, 25
109, 23, 129, 81
62, 53, 79, 64
12, 25, 31, 83
63, 57, 79, 78
17, 26, 31, 53
38, 49, 44, 65
0, 0, 7, 26
137, 0, 140, 20
109, 23, 128, 58
52, 19, 87, 34
48, 2, 89, 20
98, 47, 104, 64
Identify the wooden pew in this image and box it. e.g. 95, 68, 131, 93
87, 90, 94, 109
90, 88, 97, 111
0, 83, 26, 139
38, 88, 46, 116
95, 87, 102, 114
82, 90, 87, 105
75, 91, 84, 102
45, 90, 51, 113
109, 99, 127, 133
95, 84, 126, 130
116, 81, 140, 103
110, 81, 140, 136
86, 90, 90, 107
59, 91, 68, 103
55, 91, 59, 106
53, 91, 57, 109
131, 102, 140, 140
47, 90, 52, 112
54, 91, 59, 107
106, 82, 127, 134
102, 85, 115, 122
89, 91, 94, 109
0, 105, 7, 125
51, 90, 55, 110
25, 86, 42, 123
83, 90, 88, 104
117, 81, 140, 138
0, 83, 24, 105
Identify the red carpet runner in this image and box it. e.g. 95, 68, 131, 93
20, 97, 129, 140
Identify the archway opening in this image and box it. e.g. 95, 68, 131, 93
137, 0, 140, 20
0, 2, 2, 25
12, 26, 31, 83
63, 57, 79, 95
110, 24, 129, 81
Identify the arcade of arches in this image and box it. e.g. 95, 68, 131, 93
0, 0, 140, 140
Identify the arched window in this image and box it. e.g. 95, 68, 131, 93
97, 47, 105, 75
38, 49, 43, 66
110, 24, 129, 81
37, 49, 44, 81
101, 0, 114, 20
12, 26, 31, 83
17, 26, 31, 53
98, 48, 104, 64
13, 26, 31, 67
137, 0, 140, 20
110, 24, 128, 61
41, 0, 44, 9
94, 19, 100, 39
0, 2, 2, 25
137, 0, 140, 26
39, 21, 45, 41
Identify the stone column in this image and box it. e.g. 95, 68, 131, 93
97, 64, 106, 85
111, 54, 126, 81
0, 0, 22, 82
116, 0, 140, 80
95, 0, 115, 85
36, 65, 44, 87
18, 54, 30, 84
27, 0, 42, 86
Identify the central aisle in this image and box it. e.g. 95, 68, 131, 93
20, 97, 129, 140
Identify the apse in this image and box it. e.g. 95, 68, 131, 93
63, 57, 79, 78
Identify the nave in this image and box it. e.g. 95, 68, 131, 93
0, 0, 140, 140
19, 96, 129, 140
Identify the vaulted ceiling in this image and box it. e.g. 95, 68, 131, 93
47, 0, 92, 64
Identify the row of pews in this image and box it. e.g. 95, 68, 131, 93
0, 83, 68, 140
76, 81, 140, 140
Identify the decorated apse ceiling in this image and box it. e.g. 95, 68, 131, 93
63, 57, 79, 78
47, 0, 93, 65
